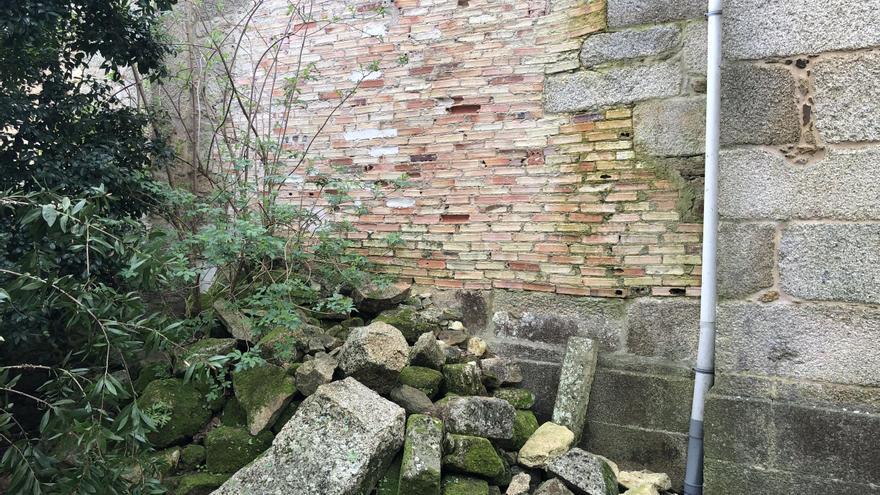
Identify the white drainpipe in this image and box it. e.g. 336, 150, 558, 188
684, 1, 723, 494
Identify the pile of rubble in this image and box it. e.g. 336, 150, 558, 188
134, 284, 674, 495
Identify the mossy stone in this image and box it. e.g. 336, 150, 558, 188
147, 446, 181, 478
492, 388, 535, 410
256, 327, 303, 366
174, 472, 230, 495
180, 444, 206, 470
376, 454, 403, 495
341, 317, 364, 328
134, 361, 171, 394
220, 397, 247, 427
233, 364, 297, 434
174, 338, 237, 375
442, 434, 505, 479
442, 475, 489, 495
204, 426, 273, 474
442, 363, 487, 396
374, 306, 437, 344
498, 410, 539, 451
138, 378, 212, 448
270, 399, 301, 434
399, 414, 442, 495
399, 366, 444, 398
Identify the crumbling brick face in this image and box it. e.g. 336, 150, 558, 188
252, 0, 701, 297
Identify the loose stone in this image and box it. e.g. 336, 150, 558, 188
547, 448, 619, 495
399, 414, 443, 495
442, 396, 515, 440
518, 422, 575, 468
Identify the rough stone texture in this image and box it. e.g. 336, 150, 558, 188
719, 147, 880, 221
443, 362, 488, 396
442, 434, 507, 480
233, 364, 297, 435
624, 298, 700, 362
375, 307, 438, 344
722, 0, 880, 60
338, 321, 410, 394
547, 448, 619, 495
492, 387, 536, 410
518, 422, 575, 468
634, 97, 705, 157
376, 455, 402, 495
399, 414, 442, 495
506, 472, 532, 495
213, 299, 254, 341
607, 0, 706, 28
717, 222, 776, 299
681, 21, 706, 75
780, 223, 880, 304
618, 471, 671, 491
400, 366, 445, 398
552, 337, 598, 441
535, 478, 575, 495
514, 360, 561, 420
442, 475, 489, 495
720, 63, 800, 145
480, 358, 523, 388
704, 458, 880, 495
353, 280, 412, 315
544, 61, 681, 113
174, 338, 237, 375
498, 410, 539, 451
389, 384, 435, 415
579, 25, 680, 68
137, 378, 211, 448
214, 378, 405, 495
410, 332, 446, 370
442, 396, 515, 440
294, 353, 337, 396
204, 426, 273, 474
814, 51, 880, 143
717, 302, 880, 387
174, 473, 230, 495
621, 485, 658, 495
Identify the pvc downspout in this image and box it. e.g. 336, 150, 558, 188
684, 1, 722, 494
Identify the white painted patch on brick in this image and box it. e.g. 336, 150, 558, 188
363, 22, 387, 37
369, 146, 399, 157
412, 28, 441, 41
343, 128, 398, 141
386, 197, 416, 209
469, 15, 496, 24
349, 70, 382, 82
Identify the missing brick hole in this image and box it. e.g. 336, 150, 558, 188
441, 214, 470, 223
619, 132, 631, 138
458, 0, 468, 5
669, 288, 687, 296
614, 289, 624, 296
364, 165, 374, 172
449, 104, 481, 114
600, 174, 612, 179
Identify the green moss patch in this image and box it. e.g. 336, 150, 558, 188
233, 363, 297, 434
204, 426, 273, 474
492, 388, 535, 410
441, 475, 489, 495
374, 307, 437, 344
137, 378, 211, 448
173, 472, 230, 495
498, 410, 539, 451
441, 434, 505, 479
399, 366, 444, 398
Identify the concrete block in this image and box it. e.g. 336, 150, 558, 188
723, 0, 880, 60
814, 51, 880, 143
634, 97, 706, 157
552, 337, 598, 442
516, 360, 562, 421
717, 222, 776, 299
716, 301, 880, 387
704, 459, 880, 495
780, 223, 880, 304
545, 61, 682, 113
625, 298, 700, 362
720, 63, 800, 145
580, 25, 680, 68
607, 0, 706, 28
681, 21, 707, 76
718, 147, 880, 221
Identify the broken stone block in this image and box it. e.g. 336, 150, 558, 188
400, 365, 444, 398
493, 387, 535, 409
375, 306, 437, 344
622, 485, 659, 495
294, 353, 336, 396
547, 448, 619, 495
174, 338, 237, 375
442, 434, 506, 479
518, 422, 575, 468
214, 378, 406, 495
552, 337, 598, 442
390, 384, 434, 415
442, 475, 489, 495
354, 280, 412, 315
618, 470, 671, 492
410, 332, 446, 369
438, 328, 469, 346
535, 478, 575, 495
137, 378, 212, 448
506, 472, 532, 495
213, 299, 254, 341
498, 410, 539, 451
443, 362, 487, 396
338, 321, 410, 394
442, 396, 515, 440
233, 363, 297, 435
440, 341, 465, 363
480, 358, 523, 388
399, 414, 442, 495
580, 25, 680, 68
467, 337, 488, 357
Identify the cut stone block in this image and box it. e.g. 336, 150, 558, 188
545, 61, 681, 113
214, 378, 406, 495
720, 63, 800, 146
480, 358, 523, 388
338, 321, 410, 394
547, 448, 620, 495
443, 362, 487, 396
410, 332, 446, 369
580, 25, 680, 68
400, 366, 445, 398
518, 422, 575, 468
442, 475, 489, 495
390, 384, 434, 415
294, 353, 336, 396
442, 396, 515, 440
399, 414, 442, 495
535, 478, 575, 495
354, 280, 412, 315
634, 97, 705, 157
717, 222, 776, 299
681, 21, 707, 76
492, 387, 536, 410
552, 337, 598, 441
232, 363, 297, 435
814, 51, 880, 143
442, 434, 506, 480
213, 299, 254, 341
607, 0, 706, 28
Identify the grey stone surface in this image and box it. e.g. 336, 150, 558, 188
213, 299, 254, 341
717, 301, 880, 386
625, 298, 700, 362
579, 25, 680, 68
516, 360, 562, 420
720, 63, 800, 145
545, 61, 681, 113
410, 332, 446, 369
214, 378, 405, 495
780, 223, 880, 304
552, 337, 598, 442
294, 353, 336, 396
480, 357, 523, 388
722, 0, 880, 60
681, 21, 707, 76
814, 51, 880, 143
607, 0, 706, 28
389, 384, 434, 415
443, 361, 487, 396
535, 478, 575, 495
717, 222, 776, 299
338, 321, 409, 394
442, 396, 516, 440
634, 97, 705, 157
547, 448, 619, 495
353, 280, 411, 315
399, 414, 442, 495
718, 147, 880, 221
442, 434, 508, 480
705, 458, 880, 495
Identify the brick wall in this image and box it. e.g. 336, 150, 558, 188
247, 0, 702, 297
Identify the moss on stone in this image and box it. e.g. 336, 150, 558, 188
137, 378, 211, 448
270, 399, 301, 434
442, 434, 505, 479
173, 472, 230, 495
220, 397, 247, 427
134, 361, 171, 394
498, 410, 539, 451
399, 415, 442, 495
374, 306, 437, 344
232, 363, 297, 434
174, 338, 237, 375
204, 426, 273, 474
180, 444, 205, 470
399, 366, 444, 398
441, 475, 489, 495
492, 387, 535, 410
147, 446, 181, 478
442, 363, 487, 396
377, 454, 403, 495
341, 317, 364, 328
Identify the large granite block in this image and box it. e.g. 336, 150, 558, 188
814, 51, 880, 143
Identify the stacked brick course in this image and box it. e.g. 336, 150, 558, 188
246, 0, 701, 297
